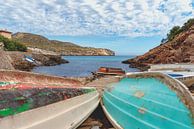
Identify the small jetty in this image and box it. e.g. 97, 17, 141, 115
149, 64, 194, 72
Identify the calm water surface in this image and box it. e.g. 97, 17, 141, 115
32, 56, 139, 77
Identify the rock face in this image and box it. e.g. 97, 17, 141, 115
28, 47, 68, 66
0, 40, 68, 71
12, 33, 115, 56
123, 25, 194, 71
7, 50, 68, 71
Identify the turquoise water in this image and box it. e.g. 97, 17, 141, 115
103, 78, 194, 129
33, 56, 139, 77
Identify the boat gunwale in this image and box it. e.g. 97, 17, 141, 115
100, 101, 123, 129
0, 69, 69, 80
103, 90, 193, 128
124, 72, 194, 118
101, 72, 194, 129
0, 90, 100, 129
0, 69, 83, 86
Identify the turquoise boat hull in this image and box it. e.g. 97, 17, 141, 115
102, 73, 194, 129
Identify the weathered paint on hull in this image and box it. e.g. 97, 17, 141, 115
0, 82, 83, 90
0, 70, 82, 87
0, 85, 95, 117
0, 91, 100, 129
0, 70, 100, 129
102, 74, 194, 129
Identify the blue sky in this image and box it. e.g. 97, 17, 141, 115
48, 35, 162, 55
1, 0, 194, 55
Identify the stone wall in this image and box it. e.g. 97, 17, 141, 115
149, 64, 194, 72
0, 42, 14, 70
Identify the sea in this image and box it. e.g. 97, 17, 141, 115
32, 56, 139, 77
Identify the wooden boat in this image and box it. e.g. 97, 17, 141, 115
0, 70, 100, 129
96, 67, 125, 76
101, 72, 194, 129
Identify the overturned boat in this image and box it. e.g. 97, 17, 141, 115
101, 72, 194, 129
0, 70, 100, 129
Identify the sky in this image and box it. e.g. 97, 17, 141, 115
0, 0, 194, 55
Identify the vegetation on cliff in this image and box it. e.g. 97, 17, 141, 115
0, 34, 68, 71
12, 32, 115, 56
163, 18, 194, 42
123, 18, 194, 70
0, 35, 27, 52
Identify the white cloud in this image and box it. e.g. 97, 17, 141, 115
0, 0, 194, 37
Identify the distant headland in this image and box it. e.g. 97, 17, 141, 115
12, 32, 115, 56
0, 30, 115, 71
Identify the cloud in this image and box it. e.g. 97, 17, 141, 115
0, 0, 194, 37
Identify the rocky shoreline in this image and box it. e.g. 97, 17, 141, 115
0, 46, 68, 71
7, 51, 68, 71
6, 52, 68, 71
0, 31, 115, 72
122, 25, 194, 71
122, 59, 149, 71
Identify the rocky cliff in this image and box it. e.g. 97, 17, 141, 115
12, 33, 115, 56
123, 24, 194, 71
0, 39, 68, 71
7, 49, 68, 71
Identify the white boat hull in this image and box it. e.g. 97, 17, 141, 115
0, 91, 100, 129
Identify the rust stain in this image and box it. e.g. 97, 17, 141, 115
134, 91, 145, 98
138, 107, 147, 114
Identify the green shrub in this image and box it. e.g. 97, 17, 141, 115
15, 42, 27, 51
165, 18, 194, 42
167, 26, 181, 41
181, 18, 194, 31
0, 35, 27, 52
